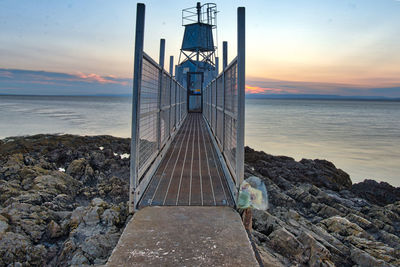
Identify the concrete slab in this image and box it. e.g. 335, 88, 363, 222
106, 206, 259, 266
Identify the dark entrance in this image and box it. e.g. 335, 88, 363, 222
187, 72, 203, 113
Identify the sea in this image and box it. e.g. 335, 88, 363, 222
1, 95, 399, 187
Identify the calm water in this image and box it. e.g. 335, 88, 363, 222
1, 95, 399, 186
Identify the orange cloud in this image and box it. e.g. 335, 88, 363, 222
245, 84, 295, 94
76, 73, 128, 85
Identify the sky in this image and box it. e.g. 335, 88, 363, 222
0, 0, 399, 97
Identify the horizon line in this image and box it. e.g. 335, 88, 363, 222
1, 93, 399, 101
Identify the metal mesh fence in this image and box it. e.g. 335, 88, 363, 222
202, 57, 238, 182
136, 53, 187, 178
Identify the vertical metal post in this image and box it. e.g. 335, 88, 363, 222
236, 7, 245, 190
215, 57, 219, 76
159, 39, 165, 69
221, 66, 225, 152
169, 56, 174, 76
157, 39, 165, 149
130, 3, 145, 213
223, 41, 228, 70
169, 56, 174, 134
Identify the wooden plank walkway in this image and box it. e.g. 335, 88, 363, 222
138, 113, 234, 208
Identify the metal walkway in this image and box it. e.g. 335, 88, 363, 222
129, 2, 245, 212
138, 113, 234, 208
107, 4, 252, 266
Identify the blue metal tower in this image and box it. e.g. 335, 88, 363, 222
175, 2, 218, 113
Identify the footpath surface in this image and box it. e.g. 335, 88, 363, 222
106, 206, 259, 266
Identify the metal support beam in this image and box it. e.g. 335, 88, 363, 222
169, 56, 174, 76
215, 57, 219, 76
159, 39, 165, 69
157, 39, 165, 150
168, 55, 174, 139
223, 41, 228, 70
236, 7, 245, 190
130, 3, 145, 213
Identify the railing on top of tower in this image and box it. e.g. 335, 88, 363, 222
202, 7, 245, 201
182, 2, 217, 26
130, 3, 188, 212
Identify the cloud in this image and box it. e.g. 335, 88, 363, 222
246, 77, 400, 98
0, 68, 131, 95
75, 73, 128, 85
245, 85, 299, 94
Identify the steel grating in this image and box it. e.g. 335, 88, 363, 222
138, 113, 234, 208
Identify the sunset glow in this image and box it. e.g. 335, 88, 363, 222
245, 85, 299, 94
0, 0, 399, 97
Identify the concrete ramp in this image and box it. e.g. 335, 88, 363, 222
106, 206, 259, 266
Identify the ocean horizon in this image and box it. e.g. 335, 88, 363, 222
1, 95, 399, 187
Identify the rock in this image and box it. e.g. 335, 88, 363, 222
350, 247, 392, 267
70, 206, 87, 229
345, 213, 375, 231
319, 216, 367, 238
269, 227, 305, 263
80, 232, 121, 262
351, 179, 400, 206
0, 232, 47, 266
33, 172, 81, 198
0, 218, 9, 236
297, 232, 334, 267
47, 220, 62, 238
2, 202, 50, 242
0, 179, 22, 204
91, 197, 107, 208
66, 158, 87, 179
101, 208, 120, 226
1, 135, 400, 266
70, 250, 90, 266
256, 244, 287, 267
82, 206, 102, 226
252, 209, 285, 236
299, 159, 352, 191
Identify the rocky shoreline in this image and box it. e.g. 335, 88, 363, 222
0, 134, 399, 266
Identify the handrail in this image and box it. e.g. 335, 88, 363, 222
130, 47, 187, 212
202, 5, 245, 201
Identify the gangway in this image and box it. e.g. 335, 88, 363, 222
128, 2, 245, 212
107, 3, 256, 265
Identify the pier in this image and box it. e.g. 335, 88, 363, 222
107, 3, 258, 265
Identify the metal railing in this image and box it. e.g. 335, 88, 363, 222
130, 3, 244, 211
203, 58, 241, 190
182, 3, 217, 26
203, 5, 246, 200
131, 52, 187, 211
130, 4, 188, 211
135, 53, 187, 179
